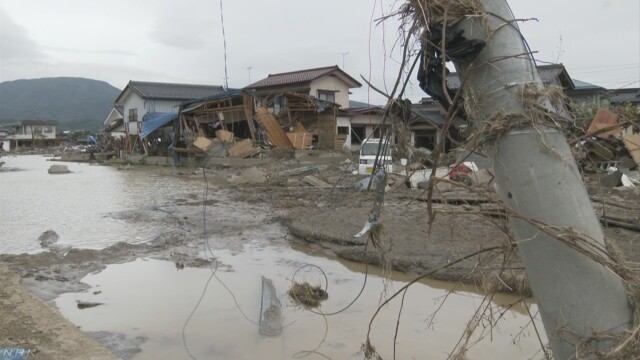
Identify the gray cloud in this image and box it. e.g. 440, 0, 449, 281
0, 8, 46, 63
43, 46, 137, 56
147, 2, 216, 50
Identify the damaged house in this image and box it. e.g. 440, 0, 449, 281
172, 89, 260, 159
245, 65, 362, 150
104, 81, 225, 155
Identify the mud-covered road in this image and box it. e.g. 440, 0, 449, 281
1, 153, 638, 359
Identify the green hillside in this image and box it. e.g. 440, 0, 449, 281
0, 77, 121, 132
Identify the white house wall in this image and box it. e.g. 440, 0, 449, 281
10, 125, 56, 140
310, 77, 350, 108
119, 92, 183, 136
121, 93, 145, 123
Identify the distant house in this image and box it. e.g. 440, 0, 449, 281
608, 88, 640, 105
107, 81, 225, 154
337, 101, 386, 151
4, 120, 57, 150
567, 79, 607, 106
102, 105, 125, 139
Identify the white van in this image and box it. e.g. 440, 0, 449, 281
358, 139, 393, 175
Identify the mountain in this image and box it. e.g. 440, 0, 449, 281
0, 77, 121, 132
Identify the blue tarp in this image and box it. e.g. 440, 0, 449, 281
140, 112, 178, 139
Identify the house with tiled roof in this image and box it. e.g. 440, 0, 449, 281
245, 66, 362, 151
110, 81, 225, 135
104, 80, 224, 154
245, 65, 361, 109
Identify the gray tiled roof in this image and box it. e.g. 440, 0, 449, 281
446, 64, 573, 89
127, 81, 225, 101
609, 88, 640, 103
246, 65, 361, 89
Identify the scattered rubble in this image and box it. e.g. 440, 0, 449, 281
48, 164, 71, 174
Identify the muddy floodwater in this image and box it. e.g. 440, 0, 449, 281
1, 156, 546, 359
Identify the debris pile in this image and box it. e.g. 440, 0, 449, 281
288, 282, 328, 307
574, 108, 640, 188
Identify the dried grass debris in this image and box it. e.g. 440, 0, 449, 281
288, 282, 328, 308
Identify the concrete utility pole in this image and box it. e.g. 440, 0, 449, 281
450, 0, 633, 358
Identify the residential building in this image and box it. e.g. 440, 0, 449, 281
106, 80, 224, 154
246, 66, 360, 151
246, 65, 361, 110
4, 120, 57, 149
111, 80, 225, 136
567, 79, 608, 106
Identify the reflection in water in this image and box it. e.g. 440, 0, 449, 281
57, 243, 544, 360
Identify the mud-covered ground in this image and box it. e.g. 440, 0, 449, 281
1, 152, 639, 358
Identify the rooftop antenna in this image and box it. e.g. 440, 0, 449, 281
339, 52, 349, 70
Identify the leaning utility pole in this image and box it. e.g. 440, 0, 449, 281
449, 0, 633, 358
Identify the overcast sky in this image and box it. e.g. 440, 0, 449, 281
1, 0, 639, 105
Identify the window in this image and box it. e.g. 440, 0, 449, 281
317, 90, 335, 103
337, 126, 349, 135
129, 108, 138, 122
33, 127, 42, 135
45, 127, 53, 133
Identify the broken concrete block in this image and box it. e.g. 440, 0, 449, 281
600, 170, 623, 188
303, 175, 330, 188
38, 230, 59, 248
48, 164, 71, 174
207, 138, 228, 157
470, 169, 494, 187
277, 166, 319, 177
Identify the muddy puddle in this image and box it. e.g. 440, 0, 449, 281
57, 239, 545, 360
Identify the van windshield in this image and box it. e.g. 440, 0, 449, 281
360, 142, 391, 156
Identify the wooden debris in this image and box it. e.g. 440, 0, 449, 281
286, 132, 312, 150
255, 107, 293, 148
587, 108, 620, 139
193, 137, 212, 152
303, 175, 330, 188
623, 134, 640, 167
228, 139, 260, 158
215, 130, 234, 142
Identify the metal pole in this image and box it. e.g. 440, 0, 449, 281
451, 1, 633, 358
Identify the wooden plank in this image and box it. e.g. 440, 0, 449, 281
243, 92, 257, 141
228, 139, 259, 158
286, 132, 312, 150
215, 130, 234, 142
623, 134, 640, 167
193, 137, 212, 151
587, 108, 620, 139
254, 107, 293, 148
